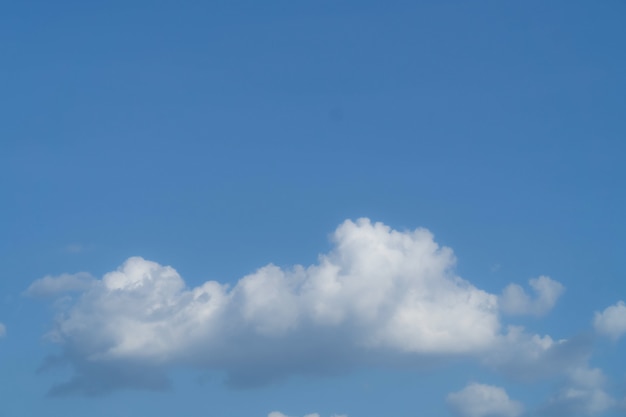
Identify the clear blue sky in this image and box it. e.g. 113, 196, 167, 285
1, 1, 625, 416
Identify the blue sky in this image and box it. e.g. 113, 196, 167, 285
1, 1, 626, 416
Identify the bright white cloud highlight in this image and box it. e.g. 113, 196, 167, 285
499, 276, 564, 317
32, 218, 568, 395
447, 383, 524, 417
593, 301, 626, 340
54, 219, 498, 357
25, 272, 96, 298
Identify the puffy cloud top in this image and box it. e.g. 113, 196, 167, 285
447, 383, 524, 417
32, 218, 566, 395
52, 219, 499, 358
594, 301, 626, 340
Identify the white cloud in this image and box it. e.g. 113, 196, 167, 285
483, 325, 590, 382
0, 322, 5, 337
32, 218, 568, 395
25, 272, 96, 298
594, 301, 626, 340
446, 383, 524, 417
499, 276, 564, 317
542, 366, 616, 416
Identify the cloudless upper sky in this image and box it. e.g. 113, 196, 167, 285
1, 1, 626, 416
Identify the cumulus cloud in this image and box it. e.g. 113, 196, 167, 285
446, 383, 524, 417
25, 272, 96, 298
593, 301, 626, 340
32, 218, 568, 395
541, 366, 616, 416
499, 276, 564, 317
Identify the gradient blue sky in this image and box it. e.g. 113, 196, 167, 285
1, 1, 626, 416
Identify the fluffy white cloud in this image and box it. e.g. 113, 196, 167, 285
446, 383, 524, 417
33, 218, 569, 395
25, 272, 96, 298
499, 276, 564, 317
593, 301, 626, 340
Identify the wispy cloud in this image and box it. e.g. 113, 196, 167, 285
25, 272, 96, 298
63, 244, 86, 254
60, 243, 94, 254
541, 366, 617, 416
268, 412, 344, 417
268, 413, 346, 417
499, 276, 565, 317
